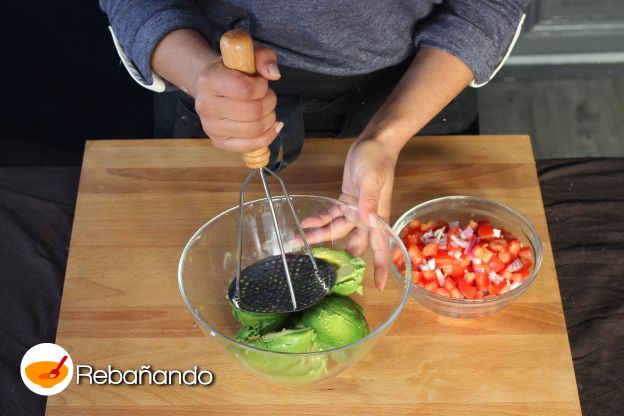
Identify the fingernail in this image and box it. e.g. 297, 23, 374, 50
268, 63, 281, 79
275, 121, 284, 134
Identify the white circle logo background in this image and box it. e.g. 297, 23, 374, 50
20, 343, 74, 396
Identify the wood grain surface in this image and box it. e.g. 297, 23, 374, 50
47, 136, 581, 415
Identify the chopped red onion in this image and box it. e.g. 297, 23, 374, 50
474, 267, 485, 274
450, 235, 469, 248
510, 281, 521, 290
464, 236, 481, 255
419, 263, 430, 271
470, 254, 482, 265
434, 227, 447, 242
506, 258, 524, 272
427, 258, 436, 270
488, 271, 503, 284
492, 228, 501, 238
435, 269, 445, 287
453, 251, 462, 260
461, 226, 474, 239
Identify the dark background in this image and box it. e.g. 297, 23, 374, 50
0, 2, 152, 166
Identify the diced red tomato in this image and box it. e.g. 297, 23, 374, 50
508, 240, 521, 256
408, 244, 424, 266
475, 272, 489, 289
487, 282, 499, 296
498, 248, 512, 264
458, 279, 478, 299
458, 254, 471, 267
449, 287, 463, 299
451, 264, 467, 279
488, 256, 505, 273
406, 219, 421, 231
422, 270, 436, 282
518, 247, 533, 261
488, 239, 507, 252
420, 220, 438, 232
403, 216, 532, 300
511, 272, 523, 283
477, 224, 494, 239
517, 263, 532, 280
421, 243, 439, 257
412, 270, 422, 284
406, 233, 421, 246
434, 251, 453, 265
474, 245, 494, 263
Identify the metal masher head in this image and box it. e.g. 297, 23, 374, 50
220, 29, 335, 313
228, 166, 336, 314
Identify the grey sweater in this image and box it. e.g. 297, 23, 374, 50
100, 0, 529, 86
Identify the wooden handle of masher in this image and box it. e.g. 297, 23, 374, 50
220, 29, 270, 169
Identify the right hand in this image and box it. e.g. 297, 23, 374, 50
194, 46, 283, 153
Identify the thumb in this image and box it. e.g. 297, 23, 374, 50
254, 46, 281, 80
358, 174, 382, 228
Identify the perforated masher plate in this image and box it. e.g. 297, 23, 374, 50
228, 254, 336, 313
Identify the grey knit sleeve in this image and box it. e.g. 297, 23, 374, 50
99, 0, 215, 86
415, 0, 530, 85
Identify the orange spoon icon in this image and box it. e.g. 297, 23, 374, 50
38, 355, 68, 379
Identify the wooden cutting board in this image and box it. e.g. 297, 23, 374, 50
48, 136, 581, 415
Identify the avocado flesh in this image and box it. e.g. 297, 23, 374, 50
234, 327, 327, 382
244, 327, 319, 353
299, 296, 369, 350
229, 248, 369, 380
230, 302, 289, 339
311, 247, 365, 296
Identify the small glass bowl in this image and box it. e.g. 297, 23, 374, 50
392, 196, 543, 318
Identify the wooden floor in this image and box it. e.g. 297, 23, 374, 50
479, 77, 624, 159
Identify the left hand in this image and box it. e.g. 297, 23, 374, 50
300, 137, 399, 290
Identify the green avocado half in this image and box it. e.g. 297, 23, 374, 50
312, 247, 365, 296
234, 327, 327, 383
299, 296, 369, 350
230, 302, 289, 340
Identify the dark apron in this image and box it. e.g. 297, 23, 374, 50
154, 57, 478, 172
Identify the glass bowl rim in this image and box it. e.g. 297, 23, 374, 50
178, 194, 412, 357
392, 195, 543, 305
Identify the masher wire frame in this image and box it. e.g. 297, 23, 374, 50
231, 167, 334, 313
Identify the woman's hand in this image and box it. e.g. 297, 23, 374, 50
342, 137, 398, 229
151, 29, 283, 152
194, 46, 283, 152
340, 138, 398, 289
300, 137, 399, 290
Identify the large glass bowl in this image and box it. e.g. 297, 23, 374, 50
393, 196, 543, 319
179, 195, 411, 384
